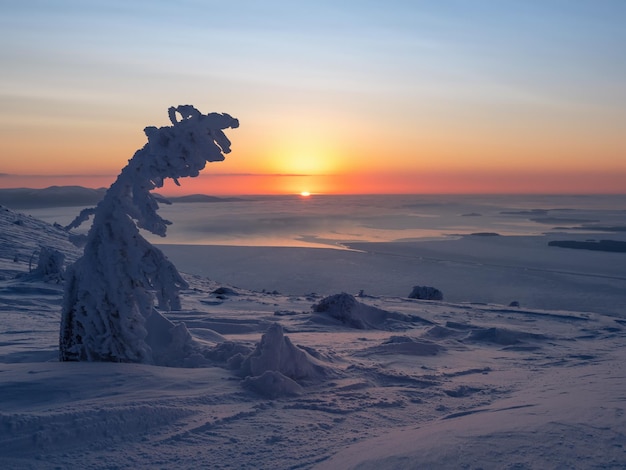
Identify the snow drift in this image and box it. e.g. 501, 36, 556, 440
312, 293, 428, 330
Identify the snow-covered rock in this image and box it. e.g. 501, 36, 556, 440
312, 292, 420, 330
408, 285, 444, 300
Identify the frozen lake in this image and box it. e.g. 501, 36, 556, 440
22, 193, 626, 248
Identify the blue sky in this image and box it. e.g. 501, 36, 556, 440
1, 1, 625, 194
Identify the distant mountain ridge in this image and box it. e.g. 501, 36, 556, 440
0, 186, 244, 209
153, 194, 245, 204
0, 186, 107, 209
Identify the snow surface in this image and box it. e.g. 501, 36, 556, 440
157, 234, 626, 316
1, 205, 625, 469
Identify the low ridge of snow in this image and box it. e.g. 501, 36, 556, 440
312, 293, 427, 329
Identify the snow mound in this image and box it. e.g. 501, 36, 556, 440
465, 327, 550, 346
240, 323, 330, 396
18, 246, 65, 283
422, 325, 465, 339
144, 309, 205, 367
203, 341, 253, 369
33, 246, 65, 278
359, 335, 443, 356
312, 293, 420, 330
242, 370, 304, 399
211, 286, 239, 298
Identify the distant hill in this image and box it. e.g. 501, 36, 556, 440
0, 186, 244, 209
0, 186, 107, 209
158, 194, 245, 203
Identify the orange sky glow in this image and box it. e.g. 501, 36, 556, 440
1, 2, 624, 196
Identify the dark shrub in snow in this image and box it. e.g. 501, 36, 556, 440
408, 285, 443, 301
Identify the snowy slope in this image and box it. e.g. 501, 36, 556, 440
0, 205, 80, 278
0, 209, 625, 469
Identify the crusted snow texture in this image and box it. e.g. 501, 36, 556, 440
59, 106, 238, 363
240, 323, 329, 389
408, 285, 444, 301
359, 335, 443, 356
313, 293, 414, 330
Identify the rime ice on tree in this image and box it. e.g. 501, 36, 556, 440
59, 106, 238, 363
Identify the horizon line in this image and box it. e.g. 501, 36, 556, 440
0, 185, 624, 198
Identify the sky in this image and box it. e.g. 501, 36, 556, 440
0, 0, 625, 195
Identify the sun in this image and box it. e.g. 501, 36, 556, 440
300, 191, 311, 197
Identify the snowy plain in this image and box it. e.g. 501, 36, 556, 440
1, 195, 626, 469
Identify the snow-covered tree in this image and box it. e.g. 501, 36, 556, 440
29, 246, 65, 282
59, 105, 238, 363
